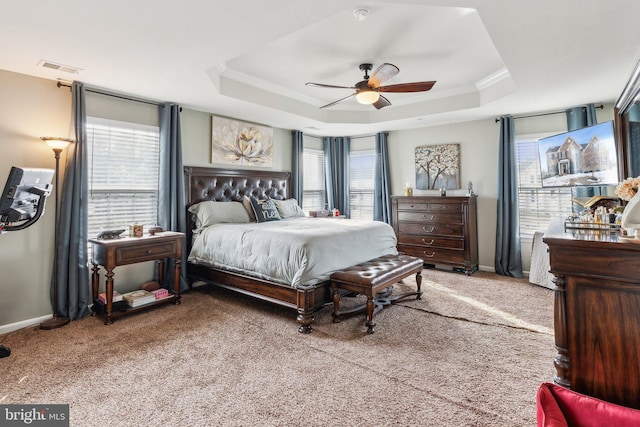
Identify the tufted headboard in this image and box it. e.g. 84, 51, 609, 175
183, 166, 291, 246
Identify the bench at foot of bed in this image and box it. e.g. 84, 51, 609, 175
330, 254, 423, 334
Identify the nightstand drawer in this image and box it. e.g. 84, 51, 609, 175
116, 241, 178, 264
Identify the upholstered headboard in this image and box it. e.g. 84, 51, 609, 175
184, 166, 290, 205
183, 166, 291, 247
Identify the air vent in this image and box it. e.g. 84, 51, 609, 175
38, 60, 82, 75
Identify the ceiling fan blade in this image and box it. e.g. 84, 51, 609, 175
378, 81, 436, 93
368, 63, 400, 88
373, 95, 391, 110
306, 82, 355, 90
320, 93, 356, 109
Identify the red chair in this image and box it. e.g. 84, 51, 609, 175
536, 382, 640, 427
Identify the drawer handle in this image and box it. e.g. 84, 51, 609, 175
146, 250, 152, 254
423, 251, 436, 258
423, 214, 435, 221
422, 239, 435, 245
422, 226, 435, 233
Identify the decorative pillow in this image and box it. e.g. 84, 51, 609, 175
188, 201, 250, 230
273, 198, 305, 219
242, 196, 257, 222
249, 197, 281, 222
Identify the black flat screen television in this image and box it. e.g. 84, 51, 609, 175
0, 167, 54, 222
538, 121, 618, 187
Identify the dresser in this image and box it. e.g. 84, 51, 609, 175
391, 196, 478, 275
544, 224, 640, 409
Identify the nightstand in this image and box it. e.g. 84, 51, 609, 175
89, 231, 184, 324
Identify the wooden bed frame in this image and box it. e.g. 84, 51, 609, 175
184, 166, 332, 333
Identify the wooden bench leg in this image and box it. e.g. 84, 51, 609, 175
416, 270, 423, 300
366, 296, 376, 334
331, 281, 341, 323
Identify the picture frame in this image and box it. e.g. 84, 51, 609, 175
415, 143, 460, 190
211, 115, 274, 167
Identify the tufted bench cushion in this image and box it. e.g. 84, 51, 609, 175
330, 253, 423, 334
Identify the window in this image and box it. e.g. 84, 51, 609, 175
515, 134, 572, 238
349, 148, 375, 220
302, 147, 326, 212
86, 117, 160, 243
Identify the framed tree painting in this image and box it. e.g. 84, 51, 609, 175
415, 143, 460, 190
211, 115, 274, 167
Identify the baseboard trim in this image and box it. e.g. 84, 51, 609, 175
0, 314, 52, 336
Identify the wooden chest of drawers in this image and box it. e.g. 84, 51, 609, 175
392, 196, 478, 275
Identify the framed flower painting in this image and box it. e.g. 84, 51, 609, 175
211, 115, 274, 167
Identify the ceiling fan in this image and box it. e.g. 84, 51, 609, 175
305, 63, 436, 110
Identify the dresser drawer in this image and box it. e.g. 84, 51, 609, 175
116, 241, 178, 264
398, 245, 465, 264
397, 234, 464, 250
397, 201, 430, 211
398, 222, 464, 236
397, 211, 463, 224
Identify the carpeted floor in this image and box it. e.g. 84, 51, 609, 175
0, 269, 555, 426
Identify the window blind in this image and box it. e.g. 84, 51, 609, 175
349, 149, 375, 220
302, 148, 326, 212
516, 136, 572, 237
86, 117, 160, 241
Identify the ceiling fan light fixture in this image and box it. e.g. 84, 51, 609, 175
355, 90, 380, 104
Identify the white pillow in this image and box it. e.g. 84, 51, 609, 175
273, 198, 306, 219
188, 201, 250, 230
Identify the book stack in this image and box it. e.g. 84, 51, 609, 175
97, 291, 123, 304
151, 288, 170, 300
122, 290, 156, 308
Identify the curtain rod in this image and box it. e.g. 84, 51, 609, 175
494, 104, 604, 123
56, 81, 162, 107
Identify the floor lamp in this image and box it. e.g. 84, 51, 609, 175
40, 137, 74, 330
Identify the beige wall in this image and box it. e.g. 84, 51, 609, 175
388, 120, 500, 271
181, 108, 292, 171
0, 70, 71, 328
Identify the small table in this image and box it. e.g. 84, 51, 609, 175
89, 231, 184, 325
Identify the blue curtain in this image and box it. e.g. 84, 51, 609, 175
373, 132, 392, 224
54, 81, 91, 320
495, 115, 523, 278
565, 105, 597, 131
158, 103, 189, 292
291, 130, 303, 203
323, 136, 350, 217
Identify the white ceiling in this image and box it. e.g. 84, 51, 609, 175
2, 0, 640, 136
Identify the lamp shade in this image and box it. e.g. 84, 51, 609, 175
355, 90, 380, 105
40, 137, 74, 151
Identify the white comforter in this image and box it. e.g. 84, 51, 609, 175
188, 217, 398, 288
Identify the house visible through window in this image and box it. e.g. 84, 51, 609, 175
86, 117, 160, 247
515, 134, 572, 238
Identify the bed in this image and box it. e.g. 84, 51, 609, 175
184, 166, 398, 333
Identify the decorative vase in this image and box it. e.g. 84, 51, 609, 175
621, 192, 640, 237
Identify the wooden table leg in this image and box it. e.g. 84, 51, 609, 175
174, 256, 181, 304
91, 263, 100, 316
104, 268, 114, 325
